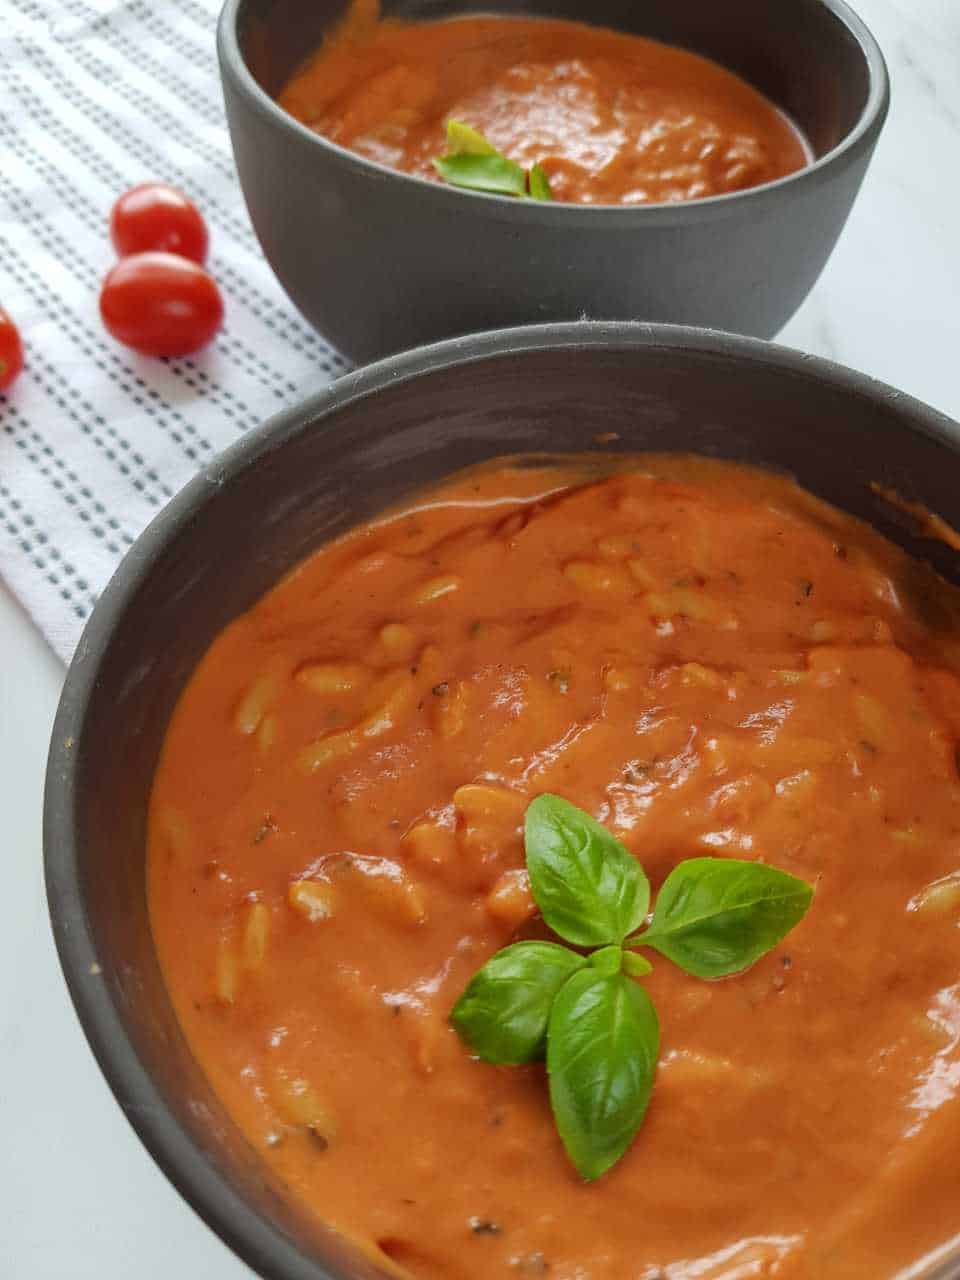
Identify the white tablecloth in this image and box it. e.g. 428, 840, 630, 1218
0, 0, 346, 661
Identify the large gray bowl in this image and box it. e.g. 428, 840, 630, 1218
45, 323, 960, 1280
218, 0, 889, 363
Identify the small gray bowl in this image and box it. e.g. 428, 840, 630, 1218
218, 0, 888, 363
45, 322, 960, 1280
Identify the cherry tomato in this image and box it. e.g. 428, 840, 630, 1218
99, 253, 224, 358
110, 183, 209, 264
0, 307, 24, 391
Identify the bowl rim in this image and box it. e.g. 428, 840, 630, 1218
44, 321, 960, 1280
217, 0, 890, 221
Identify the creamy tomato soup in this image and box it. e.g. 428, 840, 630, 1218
149, 457, 960, 1279
278, 7, 809, 205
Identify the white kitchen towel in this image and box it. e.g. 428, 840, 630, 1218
0, 0, 347, 663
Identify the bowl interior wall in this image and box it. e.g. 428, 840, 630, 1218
237, 0, 872, 158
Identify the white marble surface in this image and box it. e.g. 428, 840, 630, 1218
2, 0, 960, 1275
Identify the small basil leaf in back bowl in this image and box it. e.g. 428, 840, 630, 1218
528, 163, 554, 201
450, 941, 586, 1065
444, 118, 499, 156
547, 968, 660, 1181
637, 857, 814, 979
433, 153, 528, 198
525, 794, 650, 948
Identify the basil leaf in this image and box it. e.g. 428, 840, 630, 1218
433, 153, 528, 197
639, 857, 814, 979
528, 163, 553, 201
547, 969, 659, 1181
445, 118, 498, 156
450, 941, 586, 1065
525, 794, 650, 947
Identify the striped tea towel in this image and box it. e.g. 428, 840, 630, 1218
0, 0, 347, 663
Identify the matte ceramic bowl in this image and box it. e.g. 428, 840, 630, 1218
218, 0, 889, 363
46, 323, 960, 1280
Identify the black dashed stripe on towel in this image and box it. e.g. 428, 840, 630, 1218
1, 481, 97, 621
0, 0, 344, 661
2, 239, 186, 502
8, 32, 252, 236
0, 60, 336, 362
0, 201, 220, 473
3, 404, 136, 556
61, 0, 229, 128
167, 0, 222, 38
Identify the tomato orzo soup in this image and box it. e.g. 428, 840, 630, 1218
278, 7, 809, 206
149, 456, 960, 1279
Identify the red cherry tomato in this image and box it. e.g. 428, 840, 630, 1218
99, 253, 224, 358
110, 183, 209, 264
0, 307, 24, 391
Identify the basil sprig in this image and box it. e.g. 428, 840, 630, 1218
433, 119, 554, 201
450, 793, 814, 1180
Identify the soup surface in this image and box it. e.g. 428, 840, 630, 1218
278, 7, 809, 205
150, 457, 960, 1279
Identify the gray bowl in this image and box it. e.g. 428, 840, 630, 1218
218, 0, 889, 363
45, 323, 960, 1280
